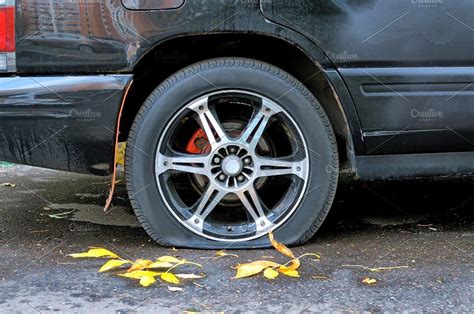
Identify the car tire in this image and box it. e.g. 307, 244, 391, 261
125, 57, 338, 249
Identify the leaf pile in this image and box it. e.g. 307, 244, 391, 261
69, 247, 204, 288
233, 232, 320, 280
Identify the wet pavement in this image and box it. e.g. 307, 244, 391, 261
0, 165, 472, 312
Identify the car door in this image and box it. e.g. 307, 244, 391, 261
261, 0, 474, 155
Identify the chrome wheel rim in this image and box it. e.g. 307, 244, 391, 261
155, 90, 309, 242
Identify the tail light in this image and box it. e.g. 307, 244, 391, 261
0, 0, 15, 72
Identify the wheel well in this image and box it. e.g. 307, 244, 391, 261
120, 34, 352, 164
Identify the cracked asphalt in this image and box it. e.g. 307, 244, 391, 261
0, 165, 472, 312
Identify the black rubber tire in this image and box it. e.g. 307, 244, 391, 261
125, 57, 338, 249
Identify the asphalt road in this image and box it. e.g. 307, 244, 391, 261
0, 165, 472, 312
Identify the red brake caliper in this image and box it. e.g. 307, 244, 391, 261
186, 128, 211, 154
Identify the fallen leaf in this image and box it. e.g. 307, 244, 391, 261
69, 247, 119, 259
99, 259, 131, 272
215, 250, 238, 258
140, 275, 156, 287
128, 259, 153, 272
362, 277, 377, 285
280, 269, 300, 277
269, 232, 295, 259
168, 286, 184, 292
147, 261, 174, 269
46, 209, 76, 219
0, 183, 16, 188
269, 232, 301, 272
161, 272, 180, 284
234, 260, 282, 279
175, 274, 205, 279
156, 256, 182, 264
263, 268, 279, 280
116, 142, 126, 166
118, 270, 161, 280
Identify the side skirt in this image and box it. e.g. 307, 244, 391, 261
355, 152, 474, 180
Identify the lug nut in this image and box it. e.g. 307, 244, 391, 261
243, 157, 252, 165
237, 175, 245, 182
213, 157, 221, 164
229, 147, 237, 154
218, 174, 226, 182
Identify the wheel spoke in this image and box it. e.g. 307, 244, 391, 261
255, 156, 308, 180
187, 184, 227, 231
155, 153, 209, 176
239, 99, 281, 150
236, 186, 274, 232
189, 96, 227, 147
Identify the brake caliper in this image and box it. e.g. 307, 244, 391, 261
185, 128, 210, 154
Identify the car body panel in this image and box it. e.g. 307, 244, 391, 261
0, 75, 132, 174
261, 0, 474, 155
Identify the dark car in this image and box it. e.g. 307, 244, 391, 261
0, 0, 473, 248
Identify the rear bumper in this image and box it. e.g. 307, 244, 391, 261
0, 74, 132, 175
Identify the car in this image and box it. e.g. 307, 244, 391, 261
0, 0, 473, 248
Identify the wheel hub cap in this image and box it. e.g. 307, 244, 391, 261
221, 155, 243, 176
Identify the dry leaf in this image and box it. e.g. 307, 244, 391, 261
280, 269, 300, 277
263, 268, 279, 280
234, 260, 282, 279
269, 232, 295, 258
99, 259, 131, 272
0, 183, 16, 188
69, 247, 119, 259
128, 259, 153, 272
168, 286, 183, 292
362, 277, 377, 285
161, 272, 180, 284
116, 142, 126, 166
156, 256, 182, 264
215, 250, 238, 258
175, 274, 205, 279
147, 261, 174, 269
118, 270, 161, 280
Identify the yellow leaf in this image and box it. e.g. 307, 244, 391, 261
156, 256, 182, 264
175, 273, 205, 279
147, 261, 174, 269
128, 259, 153, 272
280, 269, 300, 277
362, 277, 377, 285
118, 270, 161, 280
215, 250, 238, 258
234, 260, 282, 279
139, 275, 156, 287
116, 142, 126, 166
99, 259, 131, 272
161, 272, 180, 285
269, 232, 295, 259
263, 268, 279, 280
68, 247, 119, 259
